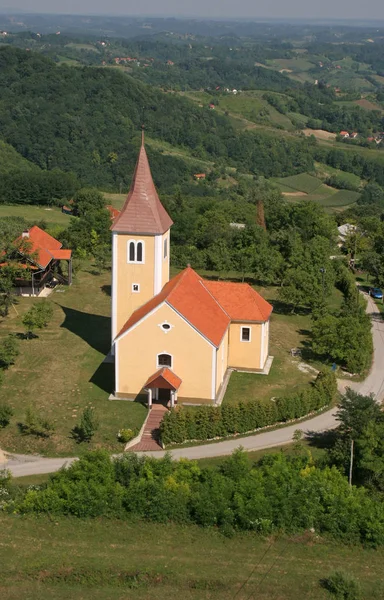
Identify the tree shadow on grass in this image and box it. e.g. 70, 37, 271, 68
268, 299, 311, 316
306, 429, 338, 450
60, 306, 111, 355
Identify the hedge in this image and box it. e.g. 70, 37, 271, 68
160, 369, 337, 446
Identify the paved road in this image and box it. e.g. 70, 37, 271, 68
2, 295, 383, 477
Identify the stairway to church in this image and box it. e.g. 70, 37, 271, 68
128, 404, 168, 452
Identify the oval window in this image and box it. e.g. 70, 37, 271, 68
162, 323, 171, 331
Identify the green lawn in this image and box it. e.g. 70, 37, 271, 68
0, 204, 71, 226
0, 516, 383, 599
0, 268, 147, 456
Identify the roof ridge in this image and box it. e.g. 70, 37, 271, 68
200, 278, 231, 319
167, 267, 194, 301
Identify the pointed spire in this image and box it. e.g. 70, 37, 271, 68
111, 135, 173, 234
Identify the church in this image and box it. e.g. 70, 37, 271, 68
110, 135, 273, 406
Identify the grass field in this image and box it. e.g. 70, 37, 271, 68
103, 192, 127, 210
0, 140, 37, 174
320, 189, 361, 207
183, 90, 296, 131
0, 516, 383, 599
0, 204, 71, 226
267, 57, 315, 72
0, 268, 147, 456
65, 42, 98, 52
314, 162, 363, 188
273, 173, 323, 194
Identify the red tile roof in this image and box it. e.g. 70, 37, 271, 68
52, 249, 72, 261
111, 133, 173, 235
15, 225, 71, 268
116, 267, 272, 346
144, 367, 182, 390
106, 205, 120, 221
204, 280, 273, 322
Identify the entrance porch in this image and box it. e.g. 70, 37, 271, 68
143, 367, 182, 409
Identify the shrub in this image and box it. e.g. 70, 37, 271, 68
72, 407, 99, 443
0, 402, 14, 428
117, 428, 136, 444
321, 571, 361, 599
160, 370, 336, 445
19, 406, 55, 438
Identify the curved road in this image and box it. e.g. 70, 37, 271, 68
2, 295, 384, 477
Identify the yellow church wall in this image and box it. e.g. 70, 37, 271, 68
216, 329, 229, 392
228, 322, 263, 370
116, 303, 214, 400
262, 319, 270, 365
161, 231, 170, 288
114, 233, 155, 336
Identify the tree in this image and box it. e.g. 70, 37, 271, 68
22, 301, 53, 339
0, 335, 19, 369
0, 403, 14, 428
72, 407, 99, 443
72, 188, 106, 218
256, 198, 266, 230
93, 244, 112, 273
328, 390, 384, 490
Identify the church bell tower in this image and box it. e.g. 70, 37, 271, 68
110, 133, 173, 345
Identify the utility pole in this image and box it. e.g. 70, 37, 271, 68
349, 439, 354, 487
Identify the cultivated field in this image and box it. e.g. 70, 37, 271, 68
0, 516, 383, 599
272, 172, 360, 209
303, 129, 337, 141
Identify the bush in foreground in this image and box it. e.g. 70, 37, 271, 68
321, 571, 361, 599
14, 448, 384, 546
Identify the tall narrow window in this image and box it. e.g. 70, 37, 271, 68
129, 241, 135, 262
241, 327, 251, 342
127, 240, 145, 263
164, 238, 168, 259
137, 242, 143, 263
158, 353, 172, 368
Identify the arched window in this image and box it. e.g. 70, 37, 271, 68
157, 353, 172, 368
137, 242, 143, 263
127, 240, 145, 264
129, 241, 135, 262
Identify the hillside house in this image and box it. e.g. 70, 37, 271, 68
0, 226, 72, 297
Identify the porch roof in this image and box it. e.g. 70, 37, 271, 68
144, 367, 182, 391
